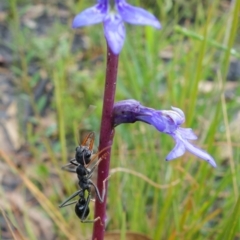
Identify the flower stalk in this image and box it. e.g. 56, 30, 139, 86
71, 1, 163, 239
92, 45, 119, 240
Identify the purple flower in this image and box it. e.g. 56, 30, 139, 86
113, 99, 217, 168
72, 0, 161, 54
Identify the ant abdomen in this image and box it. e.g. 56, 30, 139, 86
75, 198, 90, 220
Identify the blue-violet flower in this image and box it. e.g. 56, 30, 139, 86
72, 0, 161, 54
113, 99, 217, 168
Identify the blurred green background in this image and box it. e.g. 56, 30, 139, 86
0, 0, 240, 239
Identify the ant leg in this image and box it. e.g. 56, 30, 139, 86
59, 200, 78, 207
86, 158, 103, 177
61, 159, 78, 172
85, 146, 110, 168
90, 181, 104, 203
86, 149, 111, 178
81, 216, 103, 225
79, 190, 91, 221
61, 166, 76, 173
89, 174, 111, 203
69, 159, 78, 166
59, 190, 82, 208
85, 155, 109, 182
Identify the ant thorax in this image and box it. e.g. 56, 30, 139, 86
76, 164, 89, 177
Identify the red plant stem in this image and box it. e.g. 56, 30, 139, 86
92, 45, 119, 240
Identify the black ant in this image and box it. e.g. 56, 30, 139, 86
59, 132, 109, 223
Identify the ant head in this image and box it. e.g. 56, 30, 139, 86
75, 146, 92, 165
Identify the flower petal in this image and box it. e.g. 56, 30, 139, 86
183, 138, 217, 168
167, 133, 216, 168
166, 137, 186, 161
171, 107, 185, 122
116, 0, 161, 29
72, 1, 108, 28
177, 127, 198, 140
103, 14, 126, 54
